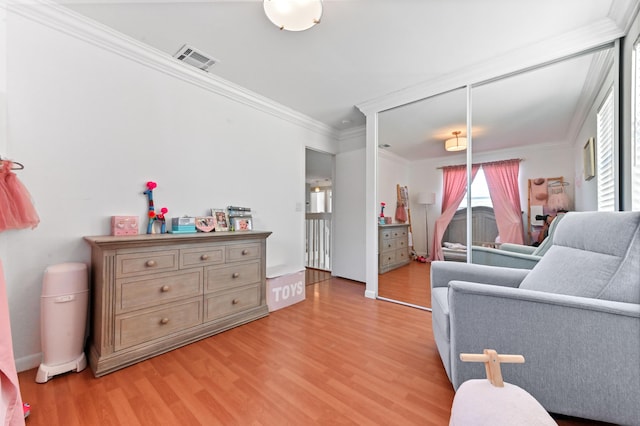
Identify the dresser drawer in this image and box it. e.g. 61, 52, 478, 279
116, 250, 179, 278
204, 284, 260, 322
115, 269, 203, 314
395, 238, 408, 250
114, 297, 202, 350
380, 229, 393, 240
204, 260, 260, 293
395, 248, 409, 264
380, 251, 397, 267
390, 228, 408, 239
180, 246, 225, 268
380, 238, 397, 253
226, 243, 261, 262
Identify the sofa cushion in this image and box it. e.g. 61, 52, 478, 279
519, 211, 640, 304
431, 287, 450, 341
531, 212, 565, 256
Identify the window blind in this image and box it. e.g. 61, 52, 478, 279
597, 88, 615, 211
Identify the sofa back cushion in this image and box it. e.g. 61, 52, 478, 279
531, 213, 565, 256
519, 211, 640, 304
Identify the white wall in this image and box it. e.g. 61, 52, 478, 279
0, 3, 7, 266
3, 4, 339, 370
377, 149, 410, 221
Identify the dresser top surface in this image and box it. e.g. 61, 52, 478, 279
84, 230, 272, 248
378, 223, 409, 229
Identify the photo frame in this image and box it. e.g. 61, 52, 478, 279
211, 209, 229, 232
583, 137, 595, 181
231, 216, 252, 231
195, 216, 215, 233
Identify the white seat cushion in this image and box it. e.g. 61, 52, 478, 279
450, 379, 557, 426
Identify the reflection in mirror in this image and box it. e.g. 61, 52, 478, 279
469, 46, 614, 267
374, 45, 615, 309
377, 88, 467, 309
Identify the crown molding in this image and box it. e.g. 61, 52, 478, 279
357, 17, 624, 116
338, 125, 365, 141
608, 0, 640, 34
8, 0, 339, 140
566, 48, 616, 146
378, 147, 410, 165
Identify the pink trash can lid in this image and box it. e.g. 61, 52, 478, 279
42, 263, 88, 296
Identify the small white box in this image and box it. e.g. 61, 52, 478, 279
266, 269, 305, 312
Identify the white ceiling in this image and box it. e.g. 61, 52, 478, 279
52, 0, 635, 161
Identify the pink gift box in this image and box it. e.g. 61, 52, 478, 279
111, 216, 139, 236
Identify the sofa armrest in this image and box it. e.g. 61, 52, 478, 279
447, 281, 640, 425
499, 243, 537, 255
430, 261, 529, 289
470, 246, 541, 269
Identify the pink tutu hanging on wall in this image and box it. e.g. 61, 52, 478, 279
0, 160, 40, 232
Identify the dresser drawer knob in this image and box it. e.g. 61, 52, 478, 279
232, 272, 240, 278
201, 254, 209, 260
146, 260, 157, 267
241, 249, 249, 255
160, 318, 169, 325
232, 299, 239, 305
161, 285, 170, 292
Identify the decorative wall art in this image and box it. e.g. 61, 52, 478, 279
583, 137, 595, 181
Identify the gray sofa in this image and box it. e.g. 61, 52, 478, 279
470, 213, 565, 269
431, 211, 640, 425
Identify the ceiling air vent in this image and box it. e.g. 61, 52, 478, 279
173, 44, 219, 72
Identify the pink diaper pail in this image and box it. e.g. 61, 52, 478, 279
35, 263, 88, 383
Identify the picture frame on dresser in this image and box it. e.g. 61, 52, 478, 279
195, 216, 216, 232
231, 217, 252, 231
211, 209, 229, 231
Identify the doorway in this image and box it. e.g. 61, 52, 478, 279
305, 149, 334, 275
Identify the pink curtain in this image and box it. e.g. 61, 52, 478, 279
483, 159, 524, 244
429, 164, 480, 261
0, 260, 25, 426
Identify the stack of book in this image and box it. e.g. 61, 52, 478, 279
227, 206, 253, 231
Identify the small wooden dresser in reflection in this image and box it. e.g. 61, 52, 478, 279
378, 224, 410, 274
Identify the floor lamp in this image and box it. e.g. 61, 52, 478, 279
417, 192, 436, 256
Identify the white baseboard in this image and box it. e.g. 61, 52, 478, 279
364, 289, 376, 299
16, 352, 42, 373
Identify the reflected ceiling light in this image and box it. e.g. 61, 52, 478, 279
263, 0, 323, 31
445, 131, 467, 152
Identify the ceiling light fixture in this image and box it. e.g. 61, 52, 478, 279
445, 131, 467, 152
263, 0, 323, 31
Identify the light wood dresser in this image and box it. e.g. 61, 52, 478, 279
378, 224, 410, 274
84, 231, 271, 377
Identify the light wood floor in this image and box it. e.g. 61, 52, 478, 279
378, 261, 431, 308
18, 277, 609, 425
305, 267, 332, 286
